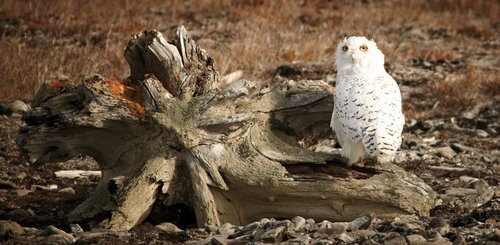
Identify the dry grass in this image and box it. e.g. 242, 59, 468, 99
429, 69, 500, 113
0, 0, 498, 118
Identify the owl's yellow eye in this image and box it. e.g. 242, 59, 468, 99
342, 46, 348, 52
360, 45, 368, 52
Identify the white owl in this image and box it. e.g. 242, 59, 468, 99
330, 36, 404, 166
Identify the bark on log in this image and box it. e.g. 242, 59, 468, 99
17, 26, 437, 231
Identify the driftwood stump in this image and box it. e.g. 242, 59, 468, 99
17, 26, 437, 231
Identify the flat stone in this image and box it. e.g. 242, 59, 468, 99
461, 177, 489, 190
14, 189, 33, 197
58, 187, 76, 195
429, 166, 467, 172
445, 188, 478, 197
78, 231, 130, 240
348, 213, 375, 231
36, 234, 74, 244
23, 227, 42, 236
231, 221, 258, 238
435, 146, 456, 159
450, 143, 474, 153
41, 225, 76, 243
155, 222, 182, 233
383, 232, 407, 245
391, 215, 425, 232
255, 226, 285, 243
311, 237, 334, 245
475, 129, 489, 138
406, 234, 427, 244
286, 234, 311, 244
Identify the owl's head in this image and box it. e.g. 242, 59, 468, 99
335, 36, 385, 75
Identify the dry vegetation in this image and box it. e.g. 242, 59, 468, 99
0, 0, 498, 118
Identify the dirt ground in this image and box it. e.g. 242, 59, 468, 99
0, 0, 499, 244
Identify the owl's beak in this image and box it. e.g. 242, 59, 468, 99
351, 54, 360, 63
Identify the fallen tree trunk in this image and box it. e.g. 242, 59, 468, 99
17, 26, 437, 231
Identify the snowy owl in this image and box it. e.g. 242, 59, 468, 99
330, 36, 404, 166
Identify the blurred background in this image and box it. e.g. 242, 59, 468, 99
0, 0, 498, 119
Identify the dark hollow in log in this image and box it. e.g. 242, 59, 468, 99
17, 26, 437, 231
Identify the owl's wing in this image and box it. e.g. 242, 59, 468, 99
331, 75, 367, 145
332, 73, 404, 157
360, 73, 404, 157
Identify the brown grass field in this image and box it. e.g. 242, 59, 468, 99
0, 0, 498, 118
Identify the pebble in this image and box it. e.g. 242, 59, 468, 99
58, 187, 76, 195
23, 227, 42, 236
32, 184, 58, 191
35, 234, 74, 244
155, 222, 182, 233
406, 234, 427, 244
256, 226, 285, 243
311, 237, 333, 245
216, 223, 236, 236
291, 216, 306, 231
14, 189, 32, 197
461, 177, 489, 190
210, 235, 233, 245
9, 100, 30, 114
348, 213, 374, 231
429, 217, 450, 235
427, 231, 451, 244
330, 222, 348, 233
493, 229, 500, 242
383, 232, 407, 245
231, 221, 258, 238
286, 234, 311, 244
450, 143, 474, 153
41, 225, 76, 243
0, 100, 30, 115
305, 218, 317, 231
69, 223, 83, 234
206, 224, 218, 233
337, 233, 354, 243
77, 231, 130, 240
449, 234, 466, 245
317, 220, 333, 229
435, 146, 457, 159
391, 215, 425, 232
0, 220, 24, 238
475, 129, 489, 138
